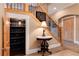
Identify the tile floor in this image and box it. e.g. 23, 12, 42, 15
29, 40, 79, 56
50, 49, 79, 56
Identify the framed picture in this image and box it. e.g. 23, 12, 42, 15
36, 11, 46, 22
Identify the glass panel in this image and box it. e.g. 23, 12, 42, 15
47, 17, 59, 39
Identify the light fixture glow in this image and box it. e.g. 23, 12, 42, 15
41, 21, 48, 36
18, 20, 22, 25
6, 20, 10, 25
41, 21, 48, 28
53, 7, 57, 10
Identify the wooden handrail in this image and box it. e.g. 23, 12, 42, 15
46, 28, 60, 42
30, 13, 60, 43
28, 7, 61, 43
38, 4, 60, 28
38, 4, 62, 44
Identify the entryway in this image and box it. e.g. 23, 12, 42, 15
60, 15, 79, 52
63, 16, 74, 45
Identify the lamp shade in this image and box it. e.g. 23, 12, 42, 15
41, 21, 48, 28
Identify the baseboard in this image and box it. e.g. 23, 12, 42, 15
48, 43, 60, 49
74, 41, 79, 45
26, 43, 60, 55
26, 48, 40, 55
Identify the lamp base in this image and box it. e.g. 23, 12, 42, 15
42, 29, 45, 36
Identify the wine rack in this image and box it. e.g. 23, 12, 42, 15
10, 18, 25, 56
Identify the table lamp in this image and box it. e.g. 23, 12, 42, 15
41, 21, 48, 36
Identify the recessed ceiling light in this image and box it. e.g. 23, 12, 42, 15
53, 7, 57, 10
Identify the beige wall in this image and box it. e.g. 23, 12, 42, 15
29, 15, 58, 49
39, 4, 48, 13
51, 4, 79, 23
27, 4, 59, 49
0, 4, 4, 56
29, 17, 40, 49
28, 4, 59, 49
4, 3, 60, 54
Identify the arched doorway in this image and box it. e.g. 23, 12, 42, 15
59, 15, 79, 51
61, 16, 74, 45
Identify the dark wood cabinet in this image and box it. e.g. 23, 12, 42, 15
10, 18, 25, 56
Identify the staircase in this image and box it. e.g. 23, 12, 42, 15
29, 4, 62, 46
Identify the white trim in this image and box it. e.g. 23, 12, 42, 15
25, 16, 30, 55
74, 16, 79, 45
74, 41, 79, 45
61, 19, 63, 27
26, 48, 40, 55
6, 13, 28, 20
74, 16, 76, 43
26, 43, 61, 55
48, 43, 60, 49
62, 16, 74, 20
6, 12, 30, 55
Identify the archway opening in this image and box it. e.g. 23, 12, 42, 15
59, 15, 79, 52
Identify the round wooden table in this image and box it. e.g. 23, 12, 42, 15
37, 36, 52, 56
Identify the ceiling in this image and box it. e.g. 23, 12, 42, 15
48, 3, 75, 15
